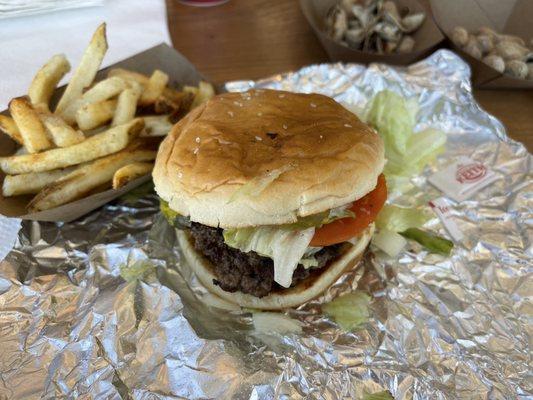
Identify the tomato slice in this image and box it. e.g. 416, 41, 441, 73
310, 174, 387, 246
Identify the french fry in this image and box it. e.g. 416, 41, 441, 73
109, 68, 180, 103
112, 162, 154, 189
141, 115, 173, 137
55, 23, 108, 121
0, 115, 24, 145
2, 167, 74, 197
28, 141, 156, 211
112, 83, 142, 126
140, 70, 169, 106
28, 54, 71, 111
60, 76, 129, 120
39, 112, 85, 147
108, 68, 149, 87
154, 91, 193, 115
183, 85, 199, 96
164, 86, 190, 102
76, 99, 117, 130
154, 97, 177, 115
9, 97, 52, 153
191, 81, 215, 108
0, 118, 143, 174
83, 76, 129, 103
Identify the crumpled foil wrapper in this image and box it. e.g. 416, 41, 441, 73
1, 50, 531, 399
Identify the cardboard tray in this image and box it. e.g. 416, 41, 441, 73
0, 44, 206, 222
430, 0, 533, 89
300, 0, 444, 65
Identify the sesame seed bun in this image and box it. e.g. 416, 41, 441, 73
176, 224, 373, 310
153, 89, 384, 228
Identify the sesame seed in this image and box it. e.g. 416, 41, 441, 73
344, 123, 352, 128
255, 136, 262, 141
195, 137, 201, 143
257, 112, 263, 117
227, 111, 234, 117
278, 94, 285, 98
233, 101, 243, 107
177, 172, 183, 179
319, 135, 323, 139
193, 148, 199, 155
282, 124, 287, 129
310, 103, 317, 108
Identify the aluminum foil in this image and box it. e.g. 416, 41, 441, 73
1, 50, 531, 399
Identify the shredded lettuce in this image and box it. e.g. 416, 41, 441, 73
376, 204, 430, 233
366, 90, 446, 186
363, 391, 394, 400
223, 226, 315, 288
400, 228, 454, 256
375, 206, 453, 256
299, 247, 323, 269
365, 90, 417, 155
160, 199, 179, 224
372, 228, 406, 257
119, 260, 157, 282
284, 212, 328, 230
299, 257, 318, 269
323, 205, 356, 224
303, 246, 323, 257
159, 200, 191, 229
363, 91, 453, 258
322, 291, 371, 331
284, 205, 356, 231
252, 312, 303, 334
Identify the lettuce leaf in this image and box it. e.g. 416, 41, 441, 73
299, 257, 318, 269
160, 199, 179, 224
252, 312, 303, 334
322, 291, 371, 331
366, 90, 418, 155
223, 226, 315, 288
119, 260, 157, 282
376, 204, 430, 233
385, 128, 446, 177
159, 199, 191, 229
366, 90, 446, 185
323, 205, 356, 224
363, 391, 393, 400
372, 228, 407, 257
284, 205, 355, 230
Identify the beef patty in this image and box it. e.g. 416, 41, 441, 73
188, 222, 341, 298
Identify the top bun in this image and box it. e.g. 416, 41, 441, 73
153, 89, 384, 228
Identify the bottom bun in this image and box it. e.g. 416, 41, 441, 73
176, 224, 374, 310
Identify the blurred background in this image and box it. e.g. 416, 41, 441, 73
1, 0, 531, 150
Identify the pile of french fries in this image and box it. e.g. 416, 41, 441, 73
0, 23, 214, 212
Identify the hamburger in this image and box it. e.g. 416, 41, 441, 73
153, 89, 386, 310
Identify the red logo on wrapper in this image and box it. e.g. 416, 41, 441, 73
428, 201, 449, 214
455, 163, 487, 183
429, 157, 498, 202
